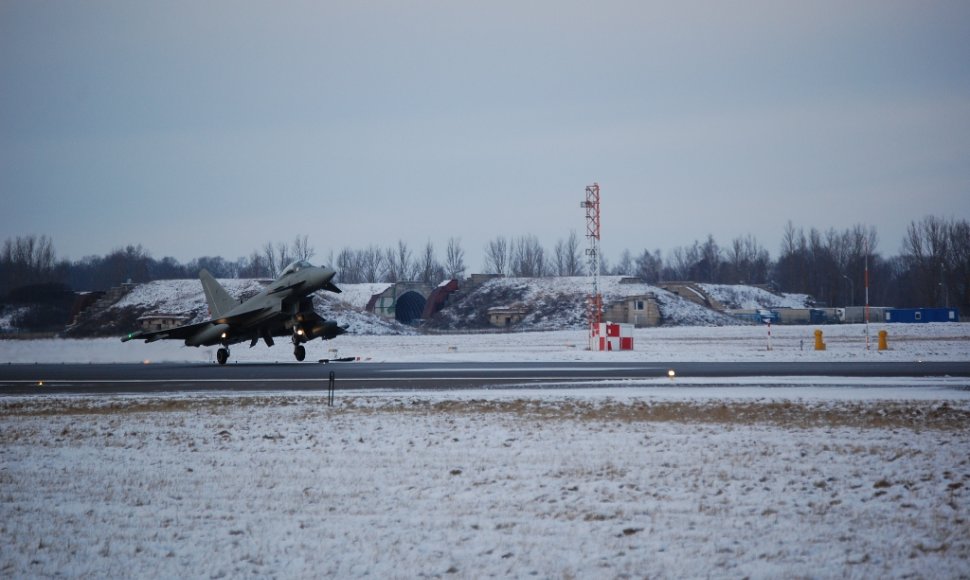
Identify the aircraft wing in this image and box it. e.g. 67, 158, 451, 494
121, 319, 214, 343
121, 305, 276, 342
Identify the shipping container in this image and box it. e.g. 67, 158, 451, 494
836, 306, 889, 323
884, 308, 960, 323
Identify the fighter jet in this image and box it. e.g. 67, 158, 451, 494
122, 260, 346, 364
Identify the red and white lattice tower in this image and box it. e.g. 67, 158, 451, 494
581, 183, 602, 349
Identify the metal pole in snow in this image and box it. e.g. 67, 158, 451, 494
864, 237, 870, 351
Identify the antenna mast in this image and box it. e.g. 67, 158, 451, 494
582, 183, 602, 349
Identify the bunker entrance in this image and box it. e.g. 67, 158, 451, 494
395, 291, 426, 325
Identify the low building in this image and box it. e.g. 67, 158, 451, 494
604, 294, 661, 327
487, 305, 529, 327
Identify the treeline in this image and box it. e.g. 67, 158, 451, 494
0, 235, 466, 295
1, 216, 968, 311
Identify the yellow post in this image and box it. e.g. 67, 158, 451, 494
814, 329, 826, 351
878, 330, 888, 351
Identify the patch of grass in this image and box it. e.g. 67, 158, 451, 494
3, 395, 970, 431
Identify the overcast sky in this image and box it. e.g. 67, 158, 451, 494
2, 1, 968, 272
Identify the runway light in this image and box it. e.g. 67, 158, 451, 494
667, 369, 676, 379
143, 359, 151, 365
37, 380, 44, 387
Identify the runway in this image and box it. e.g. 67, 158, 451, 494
2, 360, 970, 394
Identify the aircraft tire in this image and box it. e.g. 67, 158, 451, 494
294, 345, 306, 362
217, 348, 229, 365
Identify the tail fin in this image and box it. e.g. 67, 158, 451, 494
199, 269, 238, 318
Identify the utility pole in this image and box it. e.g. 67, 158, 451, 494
864, 237, 870, 350
581, 183, 602, 350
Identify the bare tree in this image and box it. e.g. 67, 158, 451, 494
262, 242, 278, 278
238, 250, 270, 278
385, 240, 415, 282
553, 230, 583, 276
613, 249, 634, 276
0, 234, 60, 294
483, 236, 510, 276
692, 235, 721, 283
258, 241, 295, 277
635, 249, 663, 283
359, 245, 385, 283
841, 224, 878, 306
275, 242, 292, 273
445, 237, 466, 280
949, 219, 970, 310
291, 234, 315, 262
902, 216, 957, 307
724, 234, 770, 284
666, 243, 700, 280
776, 221, 808, 292
511, 235, 547, 277
418, 240, 444, 285
335, 247, 360, 283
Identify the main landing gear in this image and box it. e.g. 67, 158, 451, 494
294, 344, 306, 362
217, 347, 230, 365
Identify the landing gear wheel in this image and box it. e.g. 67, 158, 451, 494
294, 344, 306, 362
217, 348, 229, 365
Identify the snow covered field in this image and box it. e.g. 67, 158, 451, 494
2, 390, 969, 578
1, 322, 968, 364
2, 325, 969, 578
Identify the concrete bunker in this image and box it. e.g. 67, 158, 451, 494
394, 291, 427, 325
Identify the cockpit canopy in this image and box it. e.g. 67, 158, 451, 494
280, 260, 315, 277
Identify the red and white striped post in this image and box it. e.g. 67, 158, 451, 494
764, 317, 772, 351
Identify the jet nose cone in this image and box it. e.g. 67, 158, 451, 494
312, 266, 341, 294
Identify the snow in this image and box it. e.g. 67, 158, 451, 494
2, 389, 968, 578
2, 323, 969, 577
113, 278, 268, 323
1, 322, 966, 364
428, 276, 798, 330
699, 283, 812, 310
335, 282, 392, 309
0, 306, 29, 332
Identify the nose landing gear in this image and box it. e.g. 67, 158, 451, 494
292, 325, 307, 362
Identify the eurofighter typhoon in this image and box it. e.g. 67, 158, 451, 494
122, 260, 346, 364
